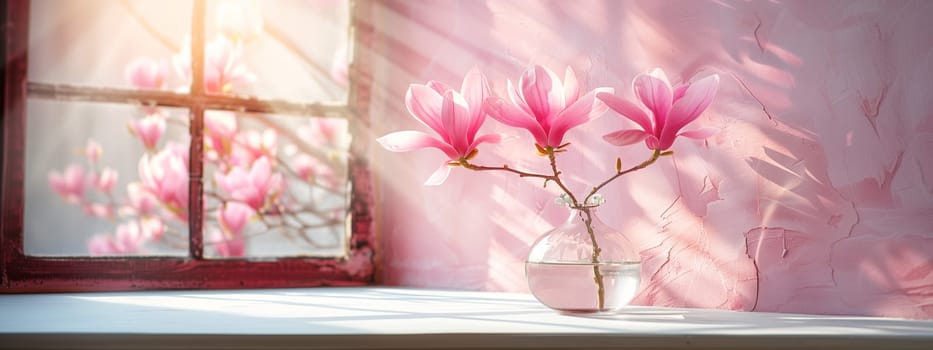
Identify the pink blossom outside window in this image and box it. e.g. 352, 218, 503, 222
1, 0, 375, 291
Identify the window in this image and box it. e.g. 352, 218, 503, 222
1, 0, 375, 291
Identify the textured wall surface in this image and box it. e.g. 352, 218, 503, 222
369, 0, 933, 319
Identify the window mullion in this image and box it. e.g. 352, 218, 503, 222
188, 0, 207, 260
26, 82, 351, 117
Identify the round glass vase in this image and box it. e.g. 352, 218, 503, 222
525, 197, 641, 314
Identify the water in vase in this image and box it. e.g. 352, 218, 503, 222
525, 261, 641, 313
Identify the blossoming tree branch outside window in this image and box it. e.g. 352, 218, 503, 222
378, 65, 719, 310
45, 1, 353, 259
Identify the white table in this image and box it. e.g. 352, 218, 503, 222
1, 287, 931, 349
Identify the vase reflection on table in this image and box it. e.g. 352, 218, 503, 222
525, 194, 641, 313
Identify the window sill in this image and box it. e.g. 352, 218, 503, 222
1, 287, 931, 349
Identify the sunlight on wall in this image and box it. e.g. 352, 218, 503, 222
369, 0, 933, 320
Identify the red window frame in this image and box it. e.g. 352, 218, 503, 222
1, 0, 376, 292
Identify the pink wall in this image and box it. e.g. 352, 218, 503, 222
369, 0, 933, 319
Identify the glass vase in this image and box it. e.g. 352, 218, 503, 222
525, 196, 641, 313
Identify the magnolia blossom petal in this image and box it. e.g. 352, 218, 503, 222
96, 168, 118, 192
484, 97, 548, 146
672, 84, 689, 101
467, 133, 501, 151
634, 68, 674, 131
49, 164, 86, 202
645, 135, 661, 150
125, 57, 166, 89
519, 65, 563, 119
427, 81, 452, 95
597, 92, 654, 133
127, 182, 157, 215
85, 140, 102, 163
376, 130, 458, 159
460, 68, 490, 137
231, 186, 263, 210
128, 114, 166, 150
249, 156, 272, 190
220, 201, 256, 235
679, 127, 718, 139
205, 111, 237, 138
83, 203, 113, 218
210, 228, 244, 257
547, 88, 613, 147
563, 66, 580, 107
139, 217, 164, 241
89, 234, 118, 255
603, 129, 651, 146
544, 66, 566, 112
424, 163, 452, 186
137, 143, 190, 214
114, 222, 145, 254
660, 74, 719, 150
507, 79, 534, 117
405, 84, 446, 137
440, 91, 471, 156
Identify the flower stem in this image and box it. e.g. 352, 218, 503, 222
462, 148, 666, 312
459, 162, 553, 180
584, 149, 663, 205
546, 150, 580, 206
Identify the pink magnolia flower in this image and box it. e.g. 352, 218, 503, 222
128, 114, 166, 151
205, 111, 238, 158
83, 203, 113, 219
49, 164, 85, 203
88, 221, 147, 255
139, 217, 164, 241
484, 65, 613, 150
209, 228, 245, 257
95, 167, 118, 193
598, 68, 719, 151
125, 57, 167, 90
139, 143, 189, 217
85, 140, 102, 163
291, 154, 337, 187
377, 68, 501, 185
174, 36, 256, 94
215, 156, 282, 210
88, 234, 118, 255
299, 118, 349, 150
215, 0, 264, 42
124, 182, 159, 216
219, 201, 255, 235
229, 129, 277, 168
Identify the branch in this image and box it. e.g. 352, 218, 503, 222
584, 149, 664, 204
546, 150, 579, 206
459, 162, 552, 180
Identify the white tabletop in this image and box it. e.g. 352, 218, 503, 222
1, 287, 931, 349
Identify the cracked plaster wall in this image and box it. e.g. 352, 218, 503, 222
371, 0, 933, 319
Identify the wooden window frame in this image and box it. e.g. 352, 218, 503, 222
0, 0, 376, 292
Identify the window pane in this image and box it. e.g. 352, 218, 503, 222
28, 0, 192, 90
24, 100, 190, 256
199, 0, 351, 102
202, 111, 350, 258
